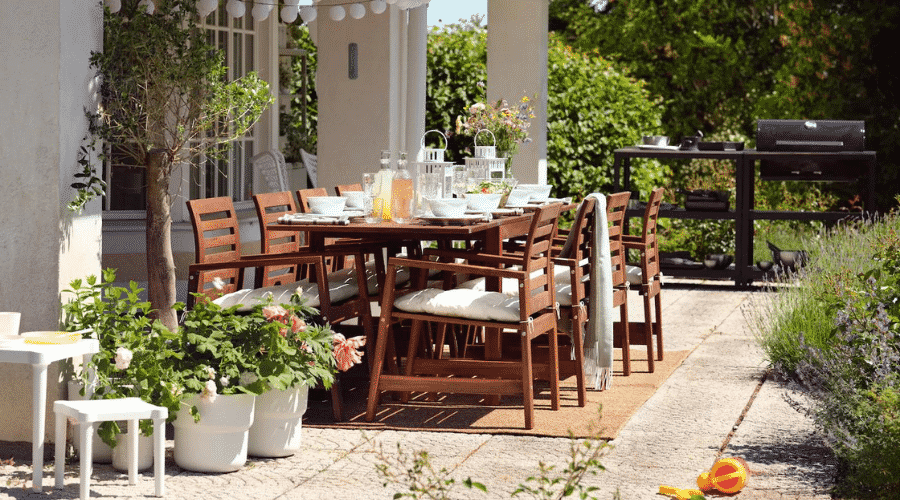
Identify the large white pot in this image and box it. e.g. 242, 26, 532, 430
111, 431, 154, 472
248, 385, 309, 458
173, 393, 256, 473
67, 380, 113, 463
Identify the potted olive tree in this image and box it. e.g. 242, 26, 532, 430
74, 0, 273, 331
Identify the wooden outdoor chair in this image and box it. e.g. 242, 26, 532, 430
551, 192, 631, 405
365, 204, 564, 430
186, 196, 375, 421
620, 187, 665, 373
296, 187, 329, 213
334, 183, 362, 195
253, 191, 303, 288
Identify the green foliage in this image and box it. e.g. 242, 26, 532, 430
425, 21, 489, 163
90, 0, 273, 172
61, 270, 336, 440
281, 24, 319, 160
374, 407, 612, 499
750, 208, 900, 496
61, 269, 183, 447
549, 0, 900, 211
425, 24, 665, 201
546, 37, 665, 201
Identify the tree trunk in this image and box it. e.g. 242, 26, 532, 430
145, 149, 179, 331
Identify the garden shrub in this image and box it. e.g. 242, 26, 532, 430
752, 206, 900, 496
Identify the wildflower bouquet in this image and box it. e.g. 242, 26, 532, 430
455, 85, 535, 161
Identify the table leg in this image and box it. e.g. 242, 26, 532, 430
31, 363, 48, 492
484, 227, 502, 406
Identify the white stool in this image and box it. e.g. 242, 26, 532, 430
54, 398, 167, 499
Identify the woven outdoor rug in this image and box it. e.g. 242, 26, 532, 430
304, 349, 690, 439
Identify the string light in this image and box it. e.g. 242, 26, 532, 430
105, 0, 431, 24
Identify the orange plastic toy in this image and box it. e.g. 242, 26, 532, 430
696, 457, 749, 494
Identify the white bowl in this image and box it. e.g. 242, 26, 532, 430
516, 184, 553, 202
428, 198, 467, 218
505, 188, 532, 207
340, 191, 366, 209
307, 196, 347, 216
463, 193, 502, 211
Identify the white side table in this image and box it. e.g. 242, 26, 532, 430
0, 337, 100, 492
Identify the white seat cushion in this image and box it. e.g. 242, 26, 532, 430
213, 276, 359, 311
394, 287, 521, 323
626, 265, 642, 286
457, 265, 577, 306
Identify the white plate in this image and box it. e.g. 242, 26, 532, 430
637, 144, 680, 150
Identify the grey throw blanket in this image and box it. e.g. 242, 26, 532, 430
559, 194, 613, 390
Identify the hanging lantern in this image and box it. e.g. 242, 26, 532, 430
329, 5, 346, 21
299, 6, 317, 23
105, 0, 122, 13
197, 0, 217, 17
225, 0, 245, 18
281, 4, 299, 23
137, 0, 155, 14
370, 0, 387, 14
348, 3, 366, 19
251, 3, 273, 21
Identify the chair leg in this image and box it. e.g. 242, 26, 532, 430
80, 422, 93, 500
654, 289, 664, 361
400, 319, 426, 403
643, 292, 655, 373
54, 411, 65, 489
520, 330, 535, 430
127, 419, 138, 485
548, 326, 560, 411
153, 417, 165, 497
572, 305, 587, 407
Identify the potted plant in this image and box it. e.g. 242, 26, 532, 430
455, 83, 535, 172
168, 292, 353, 470
62, 269, 182, 468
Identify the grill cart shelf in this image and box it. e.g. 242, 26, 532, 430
613, 147, 876, 286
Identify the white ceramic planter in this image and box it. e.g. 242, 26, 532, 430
248, 385, 309, 458
111, 431, 154, 472
173, 393, 256, 473
67, 380, 113, 463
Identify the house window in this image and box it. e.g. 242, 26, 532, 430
105, 6, 258, 211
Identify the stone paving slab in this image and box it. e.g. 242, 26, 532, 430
0, 284, 838, 500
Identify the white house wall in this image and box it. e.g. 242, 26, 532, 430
0, 0, 103, 443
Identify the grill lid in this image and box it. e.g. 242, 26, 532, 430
757, 119, 865, 152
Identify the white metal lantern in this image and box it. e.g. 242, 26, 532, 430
464, 129, 508, 181
415, 130, 454, 199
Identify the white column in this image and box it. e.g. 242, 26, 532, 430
388, 5, 401, 159
487, 0, 548, 184
405, 5, 427, 162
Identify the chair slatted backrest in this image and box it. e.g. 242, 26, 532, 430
561, 197, 597, 306
519, 203, 564, 320
334, 183, 362, 195
606, 192, 631, 292
186, 197, 244, 302
296, 187, 329, 213
641, 188, 664, 282
253, 191, 303, 288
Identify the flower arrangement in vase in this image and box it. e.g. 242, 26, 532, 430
455, 82, 535, 171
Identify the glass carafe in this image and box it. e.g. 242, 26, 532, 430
391, 151, 413, 223
374, 150, 393, 220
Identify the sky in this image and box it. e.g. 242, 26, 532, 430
426, 0, 487, 27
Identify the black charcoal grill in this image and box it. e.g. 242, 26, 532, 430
756, 119, 866, 180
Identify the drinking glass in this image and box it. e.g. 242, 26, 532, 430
362, 172, 376, 196
452, 166, 468, 198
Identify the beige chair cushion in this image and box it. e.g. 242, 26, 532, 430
214, 277, 358, 311
394, 287, 521, 323
457, 265, 577, 306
